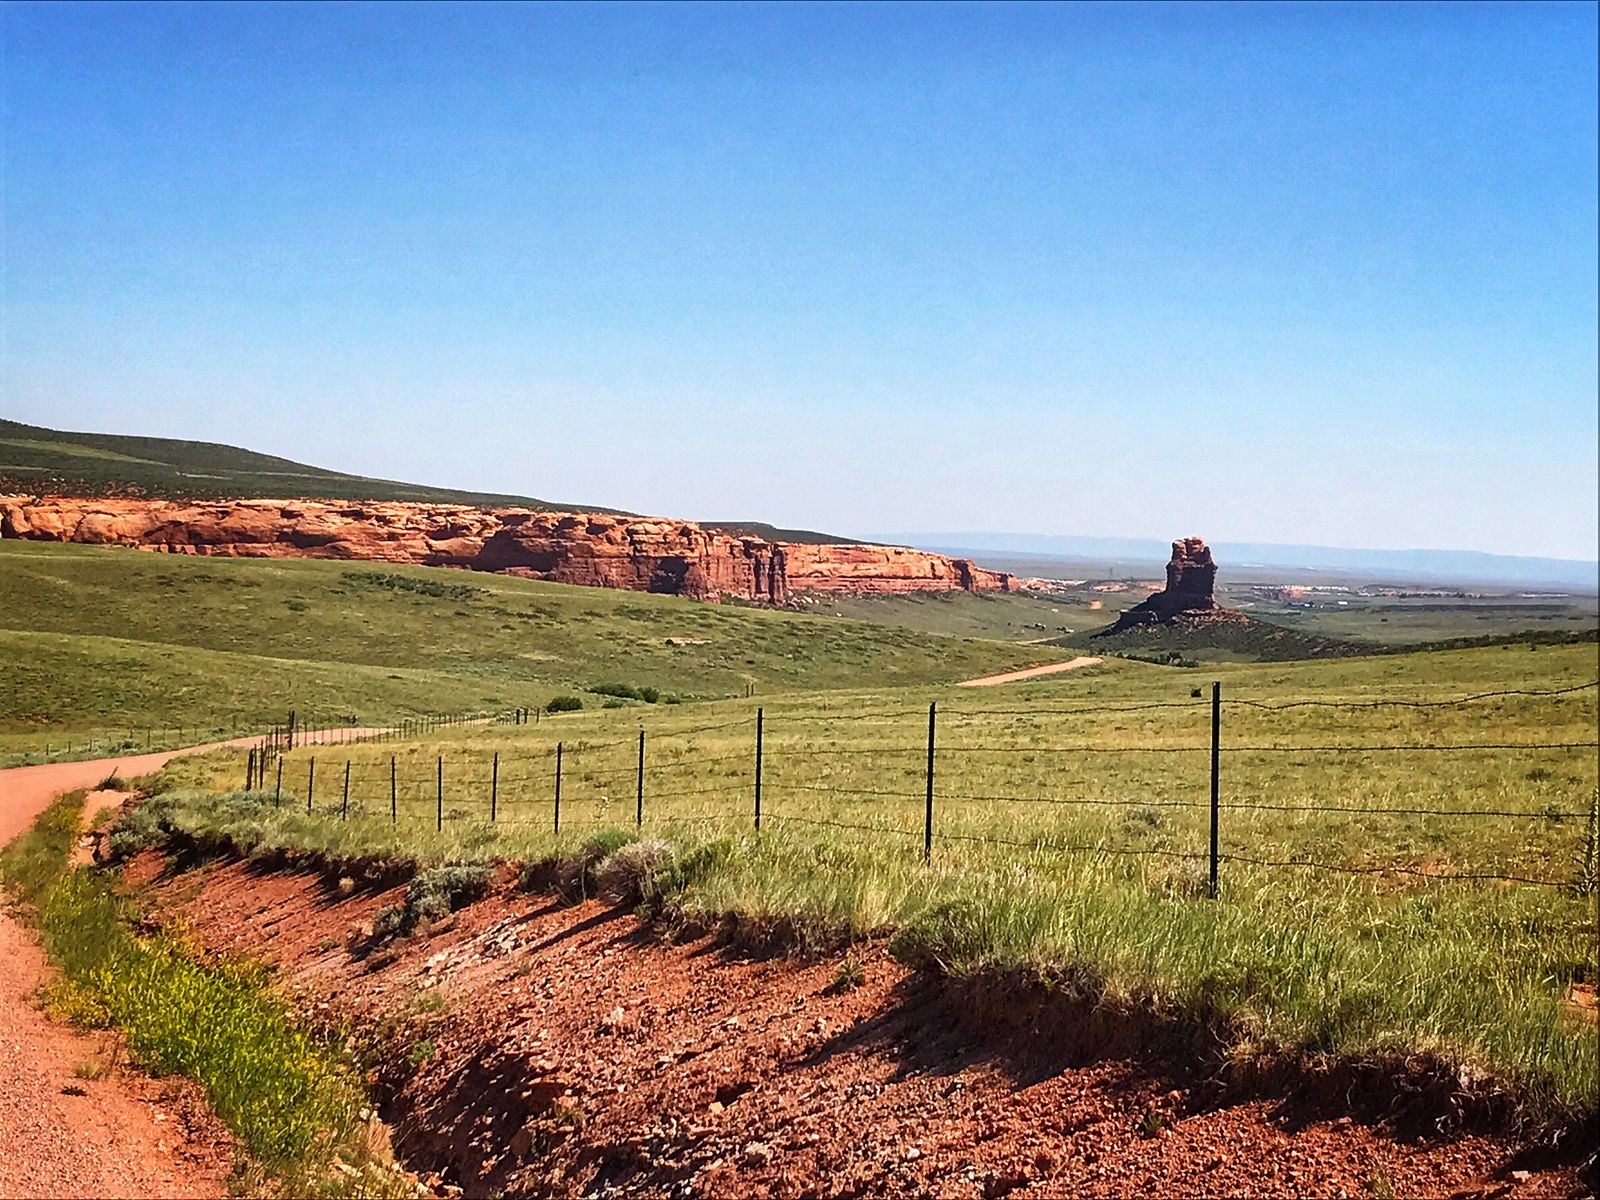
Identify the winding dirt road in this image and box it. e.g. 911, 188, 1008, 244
0, 727, 384, 846
0, 728, 376, 1199
957, 656, 1102, 687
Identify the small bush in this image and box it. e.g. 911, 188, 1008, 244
828, 954, 866, 994
590, 682, 662, 704
96, 773, 132, 792
371, 905, 406, 939
546, 696, 584, 714
405, 865, 492, 924
104, 793, 179, 863
594, 839, 676, 907
888, 899, 989, 977
555, 828, 639, 903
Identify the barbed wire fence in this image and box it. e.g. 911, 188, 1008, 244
241, 683, 1600, 896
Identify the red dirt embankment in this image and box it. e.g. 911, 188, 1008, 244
134, 856, 1581, 1200
0, 496, 1013, 604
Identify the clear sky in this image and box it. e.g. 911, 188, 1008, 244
3, 1, 1596, 558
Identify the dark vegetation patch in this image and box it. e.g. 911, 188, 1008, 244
342, 570, 482, 603
1066, 614, 1368, 662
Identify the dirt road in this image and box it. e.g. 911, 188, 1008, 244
957, 656, 1102, 687
0, 909, 231, 1198
0, 727, 385, 847
0, 729, 373, 1199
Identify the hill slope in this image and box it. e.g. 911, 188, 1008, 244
0, 539, 1057, 741
0, 418, 854, 543
0, 417, 594, 509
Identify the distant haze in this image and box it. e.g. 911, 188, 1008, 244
880, 533, 1600, 593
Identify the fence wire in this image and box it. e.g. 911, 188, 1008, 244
244, 681, 1600, 893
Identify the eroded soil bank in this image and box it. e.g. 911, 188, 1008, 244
128, 852, 1586, 1200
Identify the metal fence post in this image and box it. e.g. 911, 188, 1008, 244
491, 752, 499, 823
924, 701, 936, 863
390, 756, 397, 824
554, 741, 563, 834
436, 755, 444, 832
274, 758, 283, 807
245, 748, 255, 790
307, 757, 316, 815
1209, 681, 1221, 900
342, 761, 351, 820
636, 730, 645, 828
754, 708, 764, 831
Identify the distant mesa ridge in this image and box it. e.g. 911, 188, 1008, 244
0, 495, 1014, 605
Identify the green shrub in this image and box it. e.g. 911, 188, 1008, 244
594, 839, 676, 907
546, 696, 584, 714
403, 865, 492, 924
887, 899, 991, 977
654, 836, 737, 901
555, 828, 639, 902
828, 954, 866, 994
371, 904, 407, 939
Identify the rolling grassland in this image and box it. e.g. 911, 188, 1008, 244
0, 540, 1055, 760
140, 642, 1600, 1125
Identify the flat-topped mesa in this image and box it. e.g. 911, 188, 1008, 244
0, 495, 1013, 605
1100, 535, 1243, 633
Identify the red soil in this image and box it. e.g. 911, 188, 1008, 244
0, 903, 232, 1199
135, 855, 1584, 1200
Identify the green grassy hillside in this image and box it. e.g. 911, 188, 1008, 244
0, 417, 595, 509
0, 418, 852, 544
0, 540, 1061, 746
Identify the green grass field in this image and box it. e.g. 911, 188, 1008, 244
0, 416, 589, 509
145, 642, 1600, 1126
6, 532, 1598, 1126
0, 540, 1059, 756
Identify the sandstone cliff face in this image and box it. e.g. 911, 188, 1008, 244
0, 496, 1012, 604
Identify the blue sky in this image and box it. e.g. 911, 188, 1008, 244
3, 1, 1596, 558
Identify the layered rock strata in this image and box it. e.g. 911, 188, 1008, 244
0, 496, 1013, 604
1100, 536, 1247, 633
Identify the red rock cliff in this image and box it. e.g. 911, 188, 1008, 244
0, 496, 1012, 604
1099, 535, 1244, 633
